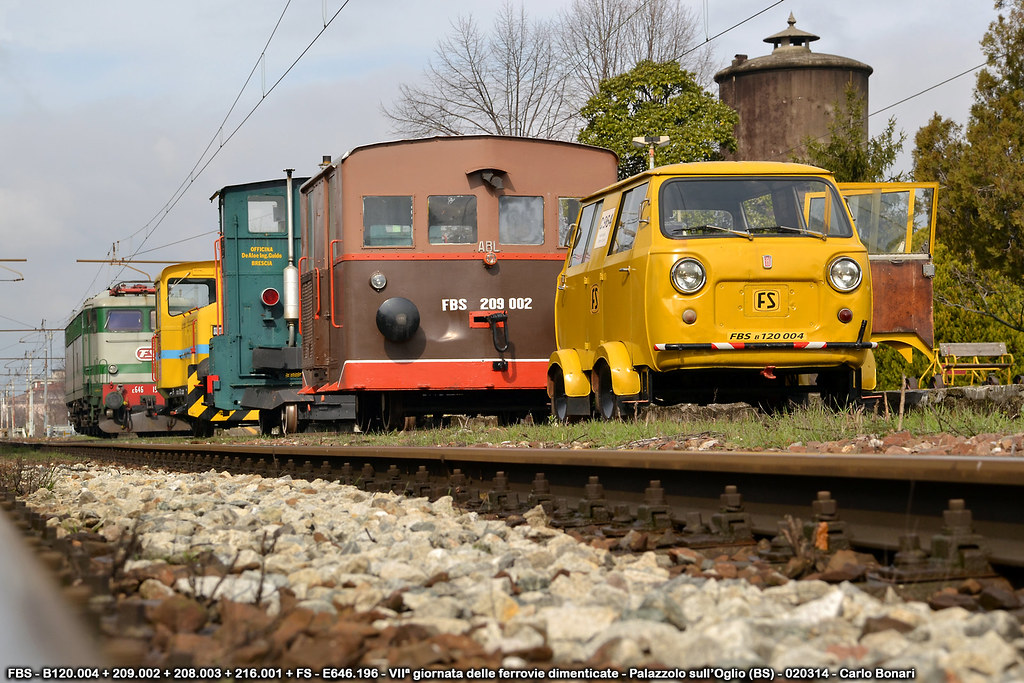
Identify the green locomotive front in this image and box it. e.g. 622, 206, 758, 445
65, 283, 187, 436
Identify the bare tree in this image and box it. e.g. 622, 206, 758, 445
556, 0, 715, 99
384, 2, 576, 139
383, 0, 713, 140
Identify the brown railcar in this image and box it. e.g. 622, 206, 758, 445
296, 135, 618, 430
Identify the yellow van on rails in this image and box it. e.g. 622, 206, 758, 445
548, 161, 876, 420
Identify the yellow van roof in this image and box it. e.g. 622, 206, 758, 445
582, 160, 833, 201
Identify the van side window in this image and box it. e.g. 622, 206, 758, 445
558, 198, 582, 247
568, 202, 599, 267
610, 183, 648, 254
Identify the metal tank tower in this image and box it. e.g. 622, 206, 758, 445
714, 14, 873, 162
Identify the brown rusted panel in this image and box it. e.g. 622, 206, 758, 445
870, 258, 934, 347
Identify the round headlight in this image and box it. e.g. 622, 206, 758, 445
828, 257, 863, 292
107, 363, 119, 375
670, 258, 706, 294
369, 271, 387, 291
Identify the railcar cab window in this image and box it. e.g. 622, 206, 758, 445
659, 177, 854, 239
428, 195, 477, 244
247, 196, 287, 233
610, 183, 649, 254
568, 202, 600, 267
363, 196, 413, 247
105, 310, 143, 332
499, 196, 544, 245
558, 198, 582, 247
167, 279, 216, 316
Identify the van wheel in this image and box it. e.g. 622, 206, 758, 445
551, 374, 569, 422
593, 364, 621, 420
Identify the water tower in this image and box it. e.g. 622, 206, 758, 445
714, 14, 873, 161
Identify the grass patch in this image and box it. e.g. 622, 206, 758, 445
218, 400, 1024, 450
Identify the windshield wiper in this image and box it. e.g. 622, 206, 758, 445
669, 224, 753, 241
750, 224, 828, 241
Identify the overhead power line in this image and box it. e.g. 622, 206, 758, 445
111, 0, 353, 283
869, 63, 985, 118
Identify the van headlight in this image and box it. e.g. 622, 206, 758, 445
670, 258, 706, 294
828, 257, 862, 292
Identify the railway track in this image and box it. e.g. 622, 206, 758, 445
3, 438, 1024, 677
25, 439, 1024, 576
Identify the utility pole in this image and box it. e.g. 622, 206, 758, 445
27, 357, 34, 438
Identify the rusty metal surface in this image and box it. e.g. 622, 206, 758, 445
870, 258, 935, 347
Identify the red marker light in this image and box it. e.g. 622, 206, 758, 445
261, 288, 281, 306
837, 308, 853, 323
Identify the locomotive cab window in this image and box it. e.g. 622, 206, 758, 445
363, 196, 413, 247
248, 196, 286, 233
105, 309, 143, 332
500, 196, 544, 245
167, 279, 216, 316
428, 195, 477, 244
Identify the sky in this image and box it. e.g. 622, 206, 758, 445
0, 0, 1003, 402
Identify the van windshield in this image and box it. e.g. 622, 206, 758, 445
659, 177, 854, 240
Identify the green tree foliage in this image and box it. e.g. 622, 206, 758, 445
939, 0, 1024, 274
881, 2, 1024, 390
576, 60, 738, 179
794, 83, 906, 182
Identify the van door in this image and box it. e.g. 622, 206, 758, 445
600, 182, 650, 353
838, 182, 939, 362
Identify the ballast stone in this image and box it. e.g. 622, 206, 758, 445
23, 464, 1024, 679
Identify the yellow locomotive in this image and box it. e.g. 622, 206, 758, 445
152, 261, 238, 434
549, 161, 876, 419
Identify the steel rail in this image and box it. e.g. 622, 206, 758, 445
38, 441, 1024, 567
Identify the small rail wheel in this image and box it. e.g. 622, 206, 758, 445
380, 393, 406, 432
357, 392, 383, 433
281, 403, 299, 434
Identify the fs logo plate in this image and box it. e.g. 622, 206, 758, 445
753, 289, 780, 311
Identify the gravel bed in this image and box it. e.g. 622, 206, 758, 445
22, 463, 1024, 681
